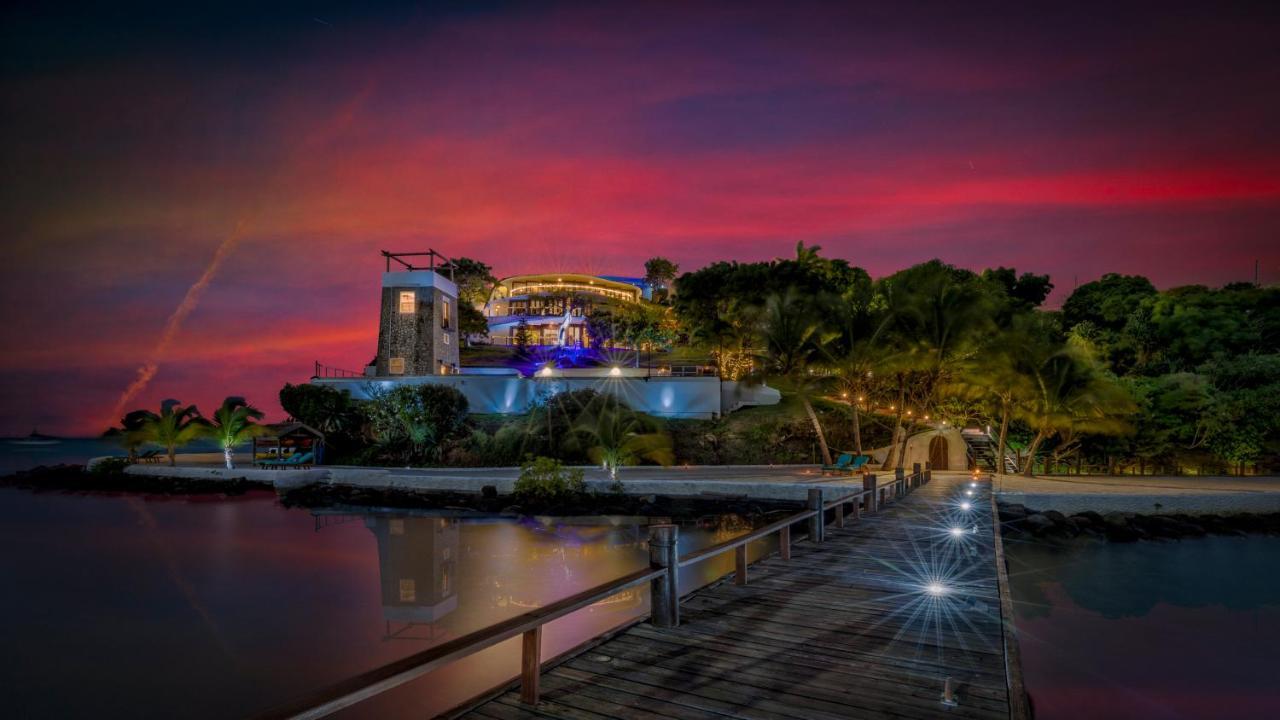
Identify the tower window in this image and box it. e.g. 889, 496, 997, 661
398, 291, 416, 313
441, 299, 451, 329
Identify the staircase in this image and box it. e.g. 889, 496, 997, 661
960, 429, 1018, 473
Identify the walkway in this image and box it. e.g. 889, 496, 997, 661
462, 473, 1020, 720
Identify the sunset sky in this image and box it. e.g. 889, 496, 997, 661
3, 1, 1279, 435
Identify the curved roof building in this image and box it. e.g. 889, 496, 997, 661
483, 273, 645, 347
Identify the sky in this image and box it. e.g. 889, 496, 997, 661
2, 1, 1279, 436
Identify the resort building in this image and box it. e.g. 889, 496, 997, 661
482, 273, 648, 347
311, 252, 779, 419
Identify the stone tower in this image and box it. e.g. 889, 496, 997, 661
374, 254, 460, 376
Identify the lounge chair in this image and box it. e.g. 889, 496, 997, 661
260, 451, 314, 469
137, 449, 161, 464
821, 453, 854, 474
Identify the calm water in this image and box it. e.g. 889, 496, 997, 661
1007, 536, 1280, 719
0, 437, 133, 475
0, 488, 772, 718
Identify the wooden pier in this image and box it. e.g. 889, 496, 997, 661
257, 469, 1026, 720
463, 471, 1023, 720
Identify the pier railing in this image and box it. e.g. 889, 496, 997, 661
312, 361, 364, 379
252, 464, 932, 720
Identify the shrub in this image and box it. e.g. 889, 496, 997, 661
363, 384, 470, 464
91, 457, 131, 476
512, 456, 585, 503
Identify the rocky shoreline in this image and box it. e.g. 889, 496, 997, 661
2, 463, 271, 496
999, 501, 1280, 542
3, 464, 803, 522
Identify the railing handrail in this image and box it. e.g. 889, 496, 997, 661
677, 508, 817, 568
255, 468, 928, 720
252, 565, 665, 720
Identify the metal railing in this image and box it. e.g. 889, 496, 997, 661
253, 465, 932, 720
312, 361, 364, 379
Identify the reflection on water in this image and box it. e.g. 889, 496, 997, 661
1006, 537, 1280, 720
0, 489, 770, 719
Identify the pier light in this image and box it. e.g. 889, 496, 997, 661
948, 527, 965, 539
906, 410, 913, 416
609, 366, 622, 377
925, 582, 948, 596
969, 482, 977, 489
965, 490, 973, 497
959, 501, 972, 511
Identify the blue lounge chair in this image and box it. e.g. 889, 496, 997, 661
822, 453, 854, 474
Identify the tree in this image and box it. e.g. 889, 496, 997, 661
758, 289, 836, 465
279, 383, 358, 435
364, 384, 470, 464
643, 257, 679, 301
134, 400, 209, 466
205, 396, 267, 469
874, 260, 996, 470
569, 395, 673, 479
103, 409, 156, 462
1015, 347, 1133, 476
440, 257, 498, 306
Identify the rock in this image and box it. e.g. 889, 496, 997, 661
1043, 510, 1068, 526
1104, 523, 1142, 542
998, 503, 1028, 521
1102, 512, 1133, 528
1076, 511, 1105, 525
1024, 513, 1055, 534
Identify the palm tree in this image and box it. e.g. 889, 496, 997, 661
571, 397, 673, 480
136, 400, 208, 466
948, 314, 1055, 473
107, 409, 156, 462
875, 261, 995, 470
206, 396, 268, 469
1016, 347, 1133, 476
758, 290, 837, 466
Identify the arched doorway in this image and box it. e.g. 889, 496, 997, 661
928, 435, 949, 470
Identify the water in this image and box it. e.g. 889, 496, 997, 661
0, 488, 774, 718
0, 437, 132, 475
1006, 536, 1280, 719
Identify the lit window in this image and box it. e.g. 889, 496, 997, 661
441, 299, 451, 329
389, 357, 405, 375
398, 291, 415, 313
399, 578, 416, 602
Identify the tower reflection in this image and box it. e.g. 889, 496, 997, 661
364, 515, 459, 640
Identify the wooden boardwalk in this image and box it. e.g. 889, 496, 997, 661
461, 474, 1017, 720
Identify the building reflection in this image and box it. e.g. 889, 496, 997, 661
314, 510, 755, 645
363, 516, 459, 640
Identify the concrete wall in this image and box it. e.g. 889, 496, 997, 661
314, 374, 779, 419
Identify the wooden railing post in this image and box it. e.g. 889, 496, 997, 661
834, 501, 845, 528
520, 626, 541, 704
863, 474, 878, 514
807, 488, 824, 543
893, 467, 905, 500
735, 545, 748, 585
648, 524, 679, 628
779, 524, 792, 560
912, 462, 921, 490
925, 461, 932, 484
